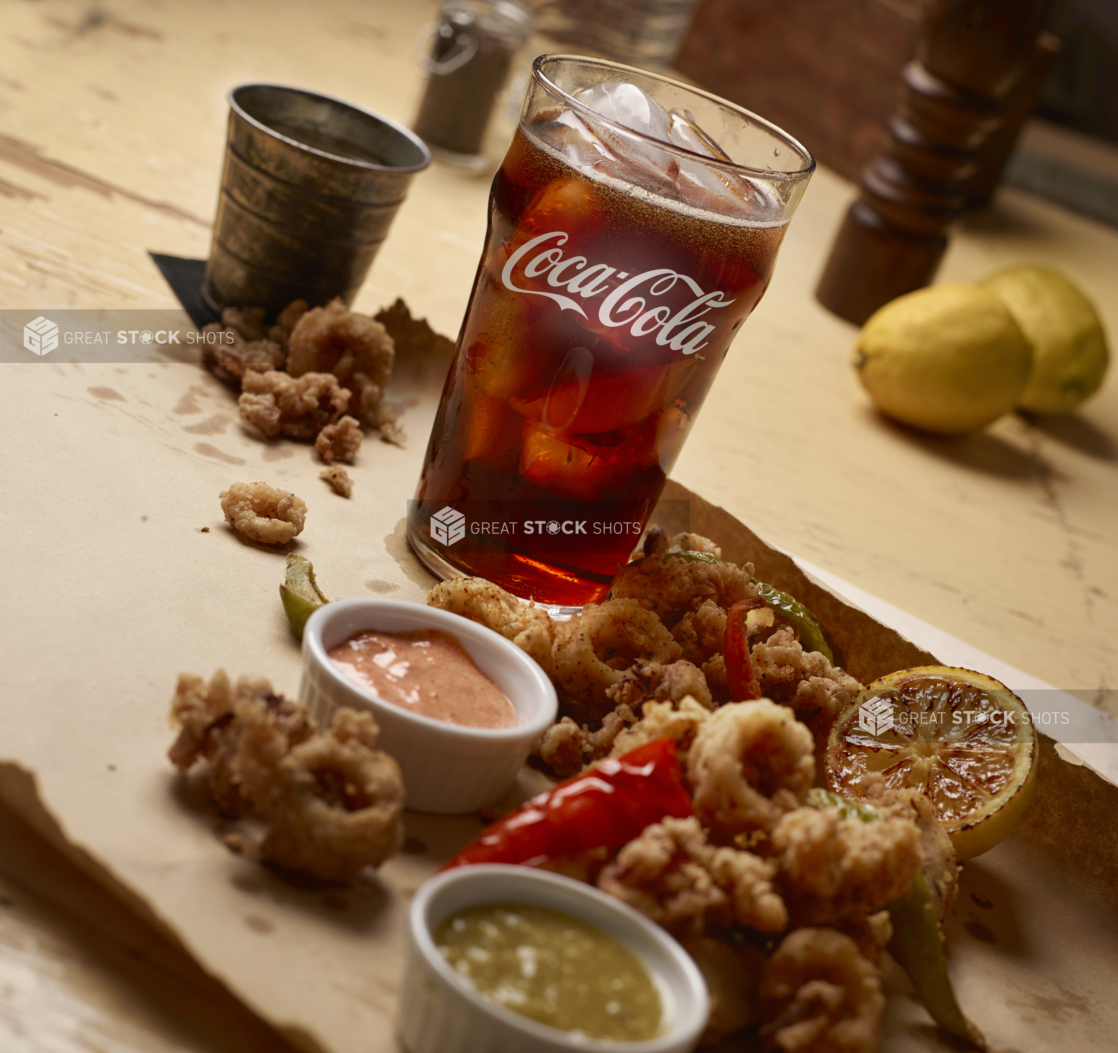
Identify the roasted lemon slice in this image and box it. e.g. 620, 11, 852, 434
825, 666, 1038, 860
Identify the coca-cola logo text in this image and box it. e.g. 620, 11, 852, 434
501, 231, 735, 356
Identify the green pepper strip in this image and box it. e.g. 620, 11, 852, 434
807, 789, 986, 1049
806, 787, 878, 822
888, 872, 986, 1049
754, 581, 835, 664
280, 555, 329, 640
654, 560, 836, 664
663, 550, 722, 565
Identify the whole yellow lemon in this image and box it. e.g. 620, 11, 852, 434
980, 265, 1109, 415
853, 283, 1033, 435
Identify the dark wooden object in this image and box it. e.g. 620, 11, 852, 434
964, 30, 1061, 207
676, 0, 930, 185
815, 0, 1052, 325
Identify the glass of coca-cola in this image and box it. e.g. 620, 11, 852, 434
409, 55, 814, 613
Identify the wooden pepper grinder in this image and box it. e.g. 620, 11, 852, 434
815, 0, 1052, 325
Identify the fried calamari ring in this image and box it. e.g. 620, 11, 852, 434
246, 708, 405, 883
220, 481, 307, 544
551, 598, 682, 717
287, 299, 394, 427
759, 929, 884, 1053
427, 577, 554, 675
687, 699, 815, 836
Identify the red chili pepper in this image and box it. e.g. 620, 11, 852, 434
725, 597, 766, 701
441, 738, 694, 871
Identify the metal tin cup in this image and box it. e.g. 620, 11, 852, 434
203, 84, 431, 311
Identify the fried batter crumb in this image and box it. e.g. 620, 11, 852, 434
607, 695, 711, 760
752, 626, 862, 736
268, 299, 309, 353
376, 406, 406, 447
597, 816, 787, 936
537, 704, 639, 777
537, 716, 585, 777
220, 481, 306, 544
168, 672, 404, 883
222, 307, 268, 343
320, 465, 353, 498
238, 369, 350, 441
202, 329, 286, 382
606, 658, 713, 711
315, 414, 363, 464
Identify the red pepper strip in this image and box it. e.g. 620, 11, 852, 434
724, 597, 767, 701
441, 738, 694, 871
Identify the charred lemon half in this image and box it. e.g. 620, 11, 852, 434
826, 666, 1038, 859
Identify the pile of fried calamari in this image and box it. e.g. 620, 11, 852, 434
201, 298, 405, 495
428, 531, 963, 1052
168, 671, 404, 883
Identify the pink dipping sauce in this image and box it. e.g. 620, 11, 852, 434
327, 629, 517, 729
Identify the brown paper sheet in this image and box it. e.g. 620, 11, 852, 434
1, 346, 1116, 1053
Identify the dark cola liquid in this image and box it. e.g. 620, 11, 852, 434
411, 119, 788, 606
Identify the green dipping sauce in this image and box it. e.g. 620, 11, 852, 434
435, 902, 662, 1042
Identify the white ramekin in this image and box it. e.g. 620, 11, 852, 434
299, 598, 557, 814
398, 864, 710, 1053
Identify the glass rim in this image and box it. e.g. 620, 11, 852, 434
531, 54, 816, 184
